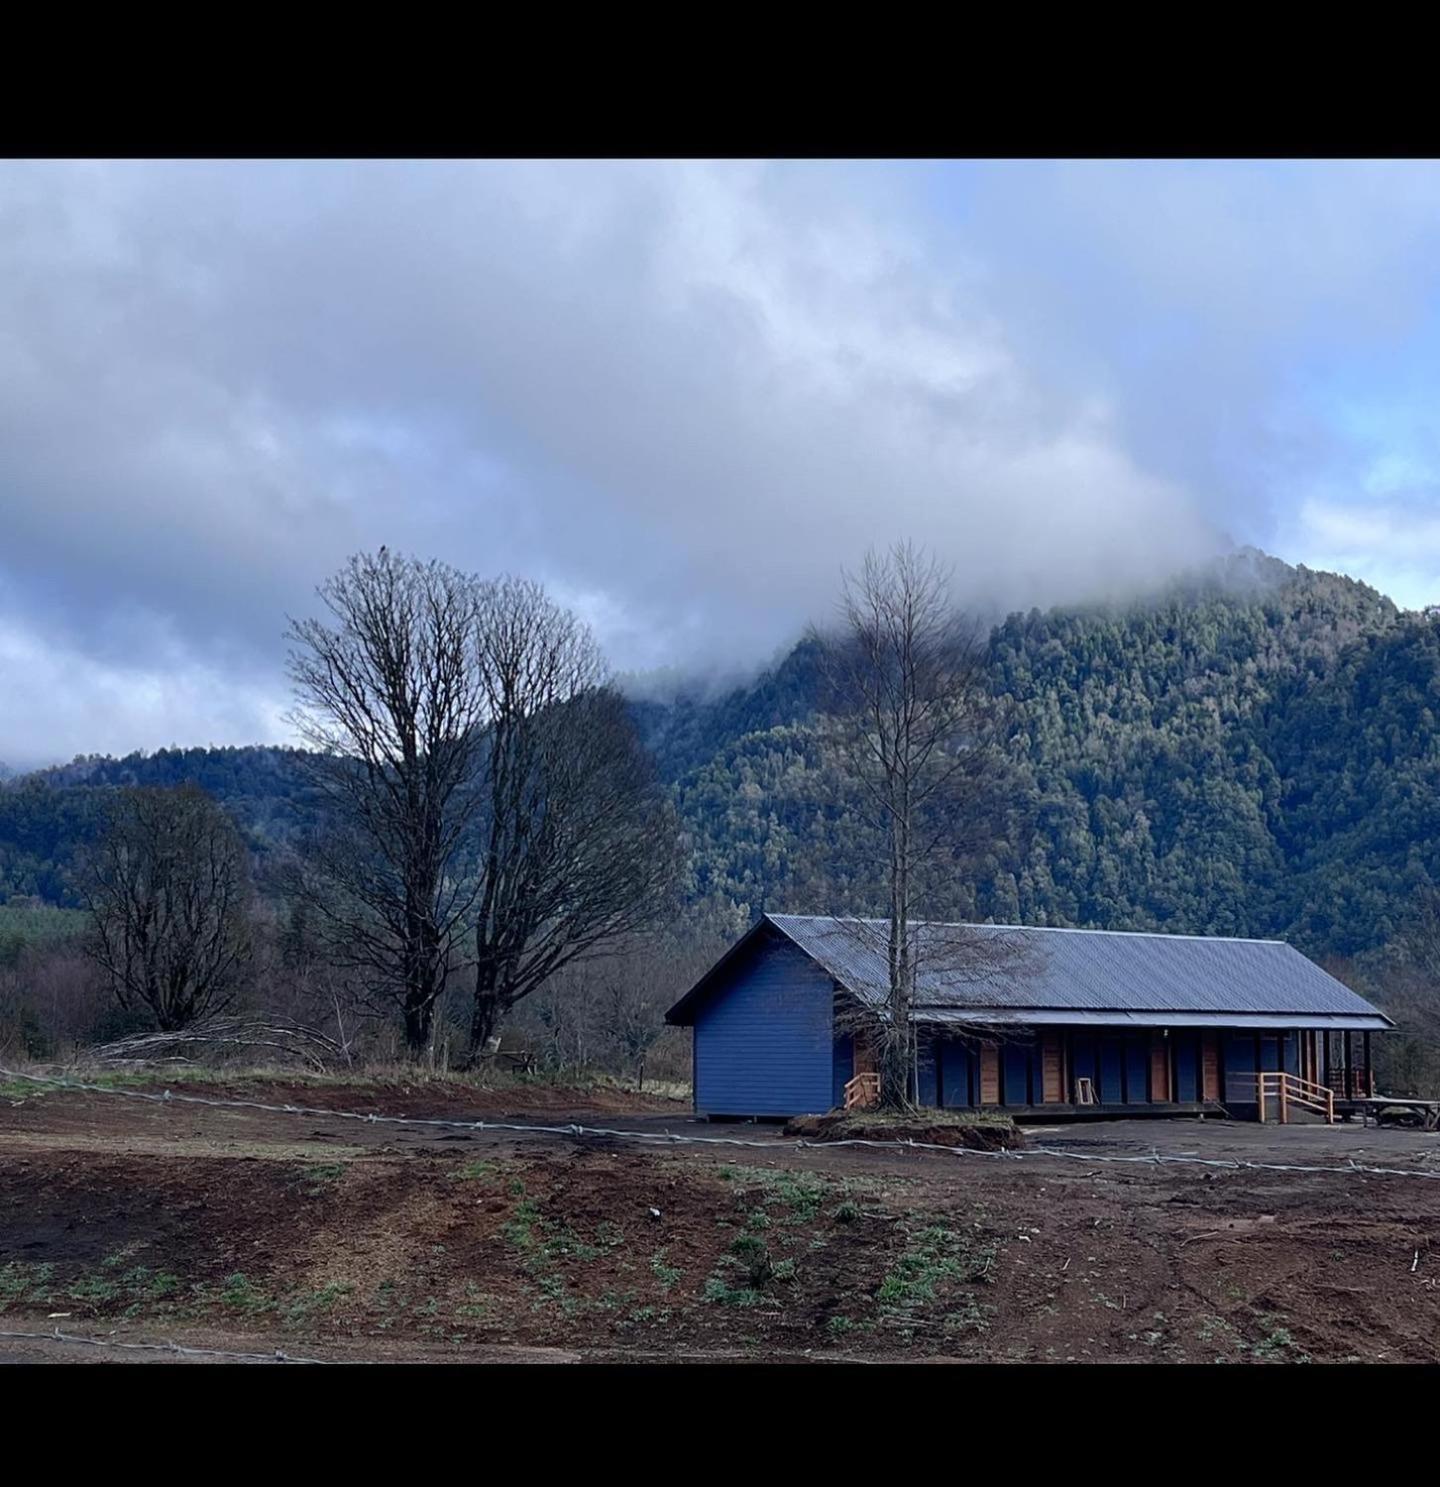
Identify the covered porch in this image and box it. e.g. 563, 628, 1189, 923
836, 1018, 1378, 1122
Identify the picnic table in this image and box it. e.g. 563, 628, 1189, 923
1350, 1095, 1440, 1131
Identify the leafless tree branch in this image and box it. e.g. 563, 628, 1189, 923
78, 785, 254, 1032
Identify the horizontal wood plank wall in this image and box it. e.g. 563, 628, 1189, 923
692, 936, 835, 1116
979, 1043, 1000, 1104
1150, 1033, 1172, 1103
1201, 1032, 1220, 1101
1041, 1033, 1064, 1102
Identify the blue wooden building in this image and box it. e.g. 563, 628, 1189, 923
665, 914, 1392, 1120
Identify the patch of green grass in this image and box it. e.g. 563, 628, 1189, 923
943, 1298, 991, 1334
649, 1250, 682, 1289
454, 1283, 495, 1321
504, 1192, 630, 1312
16, 1263, 192, 1316
70, 1272, 122, 1304
453, 1159, 500, 1183
701, 1274, 763, 1308
761, 1171, 829, 1222
290, 1162, 348, 1196
501, 1198, 542, 1250
1245, 1320, 1311, 1364
1196, 1314, 1235, 1347
538, 1229, 605, 1263
220, 1273, 274, 1313
876, 1221, 1000, 1326
125, 1267, 180, 1300
727, 1232, 778, 1288
717, 1164, 849, 1224
281, 1282, 354, 1322
0, 1262, 55, 1308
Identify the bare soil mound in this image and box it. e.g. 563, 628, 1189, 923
784, 1111, 1020, 1151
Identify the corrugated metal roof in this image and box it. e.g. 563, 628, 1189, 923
764, 915, 1390, 1025
915, 1009, 1393, 1031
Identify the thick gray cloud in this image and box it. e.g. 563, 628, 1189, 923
3, 159, 1439, 767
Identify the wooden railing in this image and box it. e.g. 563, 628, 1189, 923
1328, 1069, 1376, 1100
1256, 1071, 1335, 1124
844, 1072, 880, 1110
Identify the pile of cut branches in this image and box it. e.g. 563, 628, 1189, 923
83, 1016, 349, 1073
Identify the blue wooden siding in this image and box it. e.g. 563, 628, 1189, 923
1174, 1034, 1198, 1102
941, 1041, 973, 1108
917, 1035, 938, 1106
1124, 1037, 1149, 1101
1002, 1043, 1030, 1105
1072, 1033, 1098, 1096
1099, 1037, 1123, 1103
1224, 1033, 1258, 1104
692, 934, 836, 1116
698, 975, 1313, 1118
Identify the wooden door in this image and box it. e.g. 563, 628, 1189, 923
1150, 1033, 1172, 1103
1041, 1033, 1065, 1103
979, 1043, 1000, 1104
1201, 1032, 1220, 1101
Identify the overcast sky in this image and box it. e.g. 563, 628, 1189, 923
4, 158, 1440, 768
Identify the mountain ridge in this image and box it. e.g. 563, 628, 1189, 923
2, 549, 1433, 969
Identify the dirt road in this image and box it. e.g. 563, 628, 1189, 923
4, 1077, 1439, 1363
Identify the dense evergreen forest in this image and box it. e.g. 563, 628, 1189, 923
4, 548, 1438, 978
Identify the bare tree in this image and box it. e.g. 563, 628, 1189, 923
511, 919, 722, 1086
286, 550, 487, 1056
813, 542, 1005, 1111
1357, 891, 1440, 1096
468, 577, 683, 1057
80, 785, 254, 1032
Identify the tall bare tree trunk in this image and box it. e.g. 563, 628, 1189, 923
286, 550, 487, 1057
465, 578, 681, 1061
815, 541, 999, 1113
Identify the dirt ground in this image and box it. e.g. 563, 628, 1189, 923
3, 1076, 1440, 1364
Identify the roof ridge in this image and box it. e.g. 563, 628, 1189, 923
765, 912, 1287, 947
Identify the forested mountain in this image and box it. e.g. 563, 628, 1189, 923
0, 747, 320, 905
4, 549, 1437, 970
666, 549, 1414, 959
